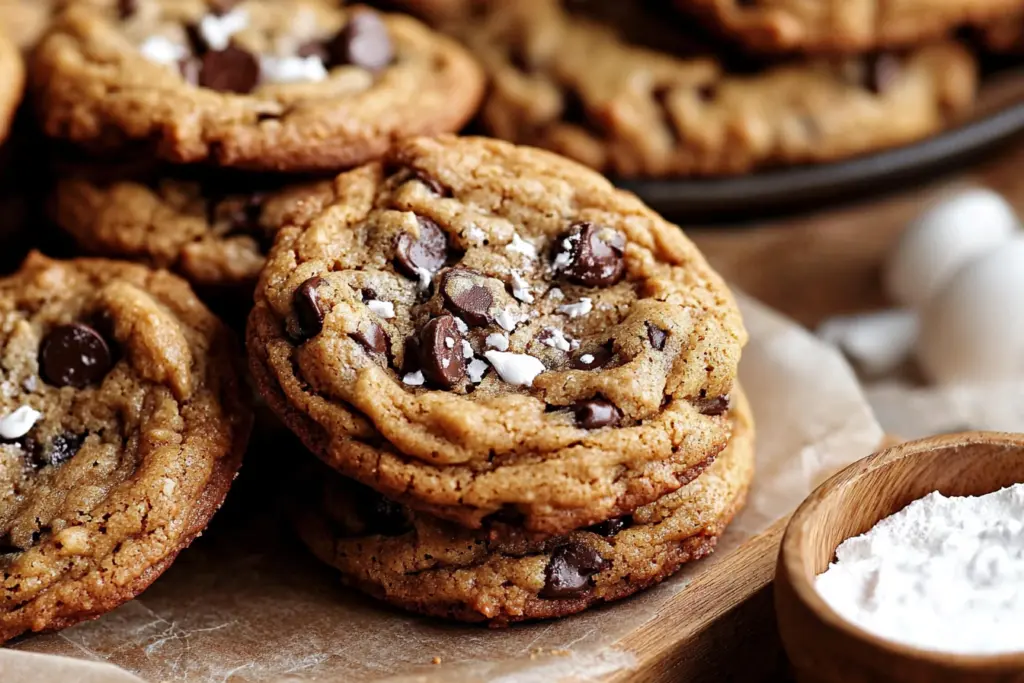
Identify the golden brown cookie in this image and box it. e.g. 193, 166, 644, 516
294, 386, 753, 625
0, 253, 251, 642
0, 0, 54, 51
0, 29, 24, 144
248, 135, 746, 537
32, 0, 485, 171
454, 0, 977, 178
674, 0, 1023, 53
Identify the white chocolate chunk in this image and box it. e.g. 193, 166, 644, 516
540, 327, 572, 352
139, 35, 188, 65
484, 351, 545, 386
199, 8, 248, 51
467, 358, 489, 383
366, 300, 395, 319
259, 54, 328, 84
506, 233, 537, 260
0, 405, 41, 440
510, 270, 534, 304
495, 308, 520, 332
579, 354, 595, 365
461, 340, 474, 359
557, 298, 592, 318
402, 371, 425, 387
486, 333, 509, 351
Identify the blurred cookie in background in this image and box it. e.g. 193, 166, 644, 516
0, 0, 55, 52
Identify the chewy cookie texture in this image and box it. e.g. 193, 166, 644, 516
0, 253, 251, 642
31, 0, 485, 172
248, 135, 746, 538
294, 387, 753, 625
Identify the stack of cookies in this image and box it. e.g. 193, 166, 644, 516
388, 0, 1019, 179
248, 134, 753, 624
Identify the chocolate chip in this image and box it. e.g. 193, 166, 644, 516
485, 505, 526, 527
570, 344, 613, 370
394, 217, 448, 281
864, 53, 900, 95
573, 399, 622, 429
560, 222, 626, 287
418, 315, 466, 388
38, 433, 84, 468
353, 485, 409, 536
586, 516, 631, 537
696, 395, 731, 416
40, 324, 112, 389
360, 287, 379, 302
199, 46, 260, 94
350, 323, 391, 358
697, 82, 718, 102
440, 269, 493, 327
0, 535, 22, 554
293, 277, 326, 341
646, 323, 668, 350
540, 542, 609, 599
328, 9, 394, 71
401, 335, 421, 374
117, 0, 138, 19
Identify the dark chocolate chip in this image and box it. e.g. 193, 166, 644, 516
401, 334, 421, 374
864, 53, 900, 95
328, 9, 394, 71
540, 542, 610, 599
573, 399, 622, 429
697, 82, 718, 102
293, 276, 326, 341
586, 516, 632, 537
646, 323, 668, 350
394, 217, 448, 281
360, 287, 379, 302
353, 485, 409, 537
199, 46, 260, 94
696, 395, 731, 416
117, 0, 138, 19
418, 315, 466, 388
570, 344, 613, 370
559, 222, 626, 287
440, 269, 493, 327
350, 323, 391, 358
40, 324, 112, 389
37, 433, 84, 469
0, 534, 22, 554
485, 505, 526, 527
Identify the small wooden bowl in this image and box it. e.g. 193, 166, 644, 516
776, 432, 1024, 683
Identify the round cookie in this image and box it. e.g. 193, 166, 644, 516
673, 0, 1024, 53
454, 0, 977, 178
32, 0, 485, 172
0, 29, 24, 144
52, 167, 334, 291
248, 135, 746, 537
293, 387, 754, 625
0, 252, 251, 642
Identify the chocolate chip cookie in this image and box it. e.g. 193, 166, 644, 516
453, 0, 977, 177
248, 135, 746, 537
978, 14, 1024, 53
293, 385, 752, 625
32, 0, 485, 172
52, 166, 333, 291
674, 0, 1024, 53
0, 252, 251, 642
0, 30, 24, 144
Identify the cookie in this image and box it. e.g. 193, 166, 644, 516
454, 0, 977, 178
978, 15, 1024, 54
32, 0, 485, 172
52, 166, 334, 291
0, 29, 24, 144
293, 386, 753, 625
248, 135, 746, 537
0, 0, 54, 51
0, 252, 251, 642
674, 0, 1024, 53
375, 0, 481, 24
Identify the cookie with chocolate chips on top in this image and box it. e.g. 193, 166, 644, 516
0, 253, 251, 642
31, 0, 485, 171
248, 135, 746, 538
293, 387, 754, 625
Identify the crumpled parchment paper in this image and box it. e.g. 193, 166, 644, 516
0, 294, 884, 683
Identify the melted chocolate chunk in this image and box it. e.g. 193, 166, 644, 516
864, 53, 900, 95
440, 269, 494, 327
117, 0, 138, 19
646, 323, 668, 350
540, 542, 610, 599
586, 516, 632, 537
418, 315, 466, 388
329, 9, 394, 71
199, 46, 260, 94
394, 217, 449, 281
696, 395, 731, 416
570, 344, 614, 370
560, 222, 626, 287
350, 323, 391, 358
293, 276, 326, 341
573, 399, 622, 429
40, 324, 113, 389
485, 505, 526, 527
353, 486, 409, 537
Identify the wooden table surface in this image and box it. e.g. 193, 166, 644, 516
660, 136, 1024, 683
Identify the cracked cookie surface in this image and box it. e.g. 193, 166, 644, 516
674, 0, 1024, 53
0, 253, 251, 642
452, 0, 976, 178
248, 135, 745, 537
293, 386, 753, 625
32, 0, 485, 171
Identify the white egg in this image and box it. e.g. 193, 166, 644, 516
886, 188, 1018, 309
817, 310, 919, 377
917, 237, 1024, 385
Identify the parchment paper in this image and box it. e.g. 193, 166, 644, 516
0, 294, 884, 683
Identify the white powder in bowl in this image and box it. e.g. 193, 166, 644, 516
816, 484, 1024, 655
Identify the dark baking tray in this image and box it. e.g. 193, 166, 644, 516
618, 64, 1024, 222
